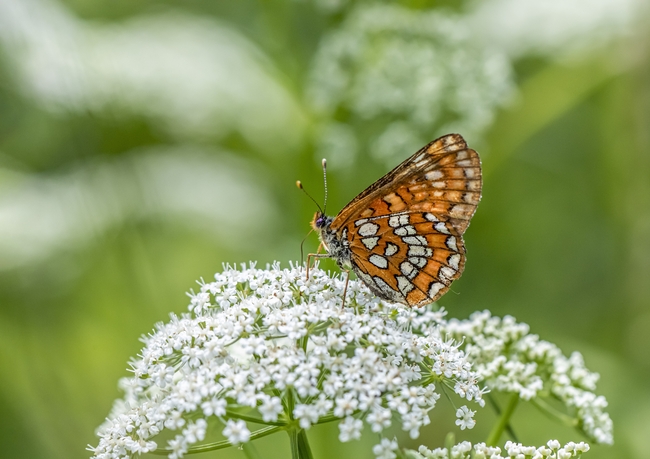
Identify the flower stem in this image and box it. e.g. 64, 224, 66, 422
531, 397, 578, 427
486, 393, 519, 446
241, 442, 263, 459
150, 426, 281, 455
288, 427, 314, 459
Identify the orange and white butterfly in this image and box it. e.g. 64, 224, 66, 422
306, 133, 482, 307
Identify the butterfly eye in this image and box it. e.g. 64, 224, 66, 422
316, 217, 325, 227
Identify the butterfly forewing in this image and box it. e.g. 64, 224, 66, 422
332, 133, 481, 232
330, 133, 482, 307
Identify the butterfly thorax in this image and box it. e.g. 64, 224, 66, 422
311, 211, 353, 270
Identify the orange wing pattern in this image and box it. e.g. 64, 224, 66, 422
330, 134, 481, 306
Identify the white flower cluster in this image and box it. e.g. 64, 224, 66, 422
307, 4, 513, 167
442, 311, 613, 445
89, 263, 483, 459
410, 439, 590, 459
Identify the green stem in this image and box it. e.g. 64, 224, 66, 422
241, 442, 263, 459
288, 427, 314, 459
531, 397, 578, 428
150, 426, 282, 455
226, 410, 288, 427
486, 393, 519, 446
487, 393, 519, 443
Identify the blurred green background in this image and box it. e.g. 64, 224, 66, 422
0, 0, 648, 458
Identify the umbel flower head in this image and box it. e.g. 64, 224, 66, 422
90, 263, 484, 458
90, 263, 612, 458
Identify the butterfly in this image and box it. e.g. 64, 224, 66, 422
304, 133, 482, 307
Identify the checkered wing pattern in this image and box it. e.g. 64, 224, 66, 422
331, 134, 481, 306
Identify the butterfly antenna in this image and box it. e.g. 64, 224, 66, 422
322, 158, 328, 214
296, 180, 324, 214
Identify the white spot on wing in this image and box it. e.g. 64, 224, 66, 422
396, 276, 414, 295
384, 243, 398, 256
424, 213, 439, 222
432, 181, 446, 188
373, 276, 404, 302
390, 214, 409, 227
408, 246, 432, 257
463, 193, 476, 204
362, 237, 379, 250
400, 261, 417, 279
448, 254, 461, 270
409, 257, 427, 268
425, 170, 444, 180
440, 266, 456, 281
429, 282, 445, 298
394, 225, 416, 236
369, 254, 388, 269
446, 236, 458, 251
456, 160, 472, 167
403, 235, 427, 246
359, 222, 379, 237
355, 218, 369, 227
434, 222, 451, 234
456, 151, 468, 160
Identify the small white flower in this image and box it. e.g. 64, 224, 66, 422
222, 419, 250, 445
547, 439, 561, 450
575, 442, 590, 453
367, 405, 392, 432
450, 441, 472, 458
167, 435, 188, 459
334, 392, 360, 417
455, 405, 476, 430
201, 397, 226, 417
372, 437, 398, 459
183, 419, 207, 443
259, 396, 283, 422
338, 416, 363, 442
294, 403, 320, 429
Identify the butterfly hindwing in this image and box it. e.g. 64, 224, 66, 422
347, 213, 466, 306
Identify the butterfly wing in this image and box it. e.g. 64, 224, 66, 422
331, 133, 481, 306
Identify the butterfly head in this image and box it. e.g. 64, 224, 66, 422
311, 211, 331, 231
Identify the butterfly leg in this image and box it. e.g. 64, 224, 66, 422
306, 243, 327, 279
340, 270, 350, 308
